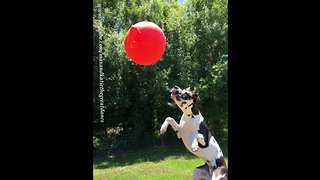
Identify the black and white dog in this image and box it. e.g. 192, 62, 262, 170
160, 86, 228, 180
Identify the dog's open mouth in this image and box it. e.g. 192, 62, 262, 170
170, 93, 176, 99
171, 93, 181, 101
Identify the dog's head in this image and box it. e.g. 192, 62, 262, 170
170, 86, 200, 114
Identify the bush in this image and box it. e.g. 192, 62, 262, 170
93, 0, 228, 153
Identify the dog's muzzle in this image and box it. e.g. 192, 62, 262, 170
171, 86, 181, 100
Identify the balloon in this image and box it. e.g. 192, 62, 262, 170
124, 21, 166, 65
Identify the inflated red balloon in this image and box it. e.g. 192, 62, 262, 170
124, 21, 166, 65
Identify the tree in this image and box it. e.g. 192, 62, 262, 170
93, 0, 228, 153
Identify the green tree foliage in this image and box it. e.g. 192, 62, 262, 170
93, 0, 228, 153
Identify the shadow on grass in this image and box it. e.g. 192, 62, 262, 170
94, 138, 228, 170
94, 144, 195, 169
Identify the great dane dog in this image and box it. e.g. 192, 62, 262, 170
160, 86, 228, 180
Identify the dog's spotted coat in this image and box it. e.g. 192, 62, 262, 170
160, 86, 228, 180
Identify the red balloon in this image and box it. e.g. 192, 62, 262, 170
124, 21, 166, 65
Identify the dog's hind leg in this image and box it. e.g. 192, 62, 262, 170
211, 166, 228, 180
192, 163, 211, 180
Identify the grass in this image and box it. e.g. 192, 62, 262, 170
93, 140, 227, 180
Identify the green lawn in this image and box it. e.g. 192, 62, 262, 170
93, 142, 228, 180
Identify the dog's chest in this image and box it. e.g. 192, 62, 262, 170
179, 114, 208, 159
180, 114, 202, 132
179, 114, 203, 140
179, 118, 194, 152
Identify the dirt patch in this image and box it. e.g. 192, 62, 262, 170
148, 167, 175, 175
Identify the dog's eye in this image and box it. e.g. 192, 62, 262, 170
182, 101, 187, 104
181, 93, 190, 100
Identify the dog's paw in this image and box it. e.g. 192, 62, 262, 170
160, 125, 167, 134
160, 121, 169, 135
191, 144, 199, 152
196, 134, 205, 146
160, 117, 173, 134
176, 132, 182, 139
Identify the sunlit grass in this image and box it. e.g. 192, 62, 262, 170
94, 142, 227, 180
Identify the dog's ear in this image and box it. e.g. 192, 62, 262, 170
192, 93, 200, 104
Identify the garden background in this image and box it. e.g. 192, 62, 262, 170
93, 0, 228, 178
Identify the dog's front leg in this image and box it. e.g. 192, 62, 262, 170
190, 132, 199, 152
160, 117, 180, 137
196, 134, 206, 146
